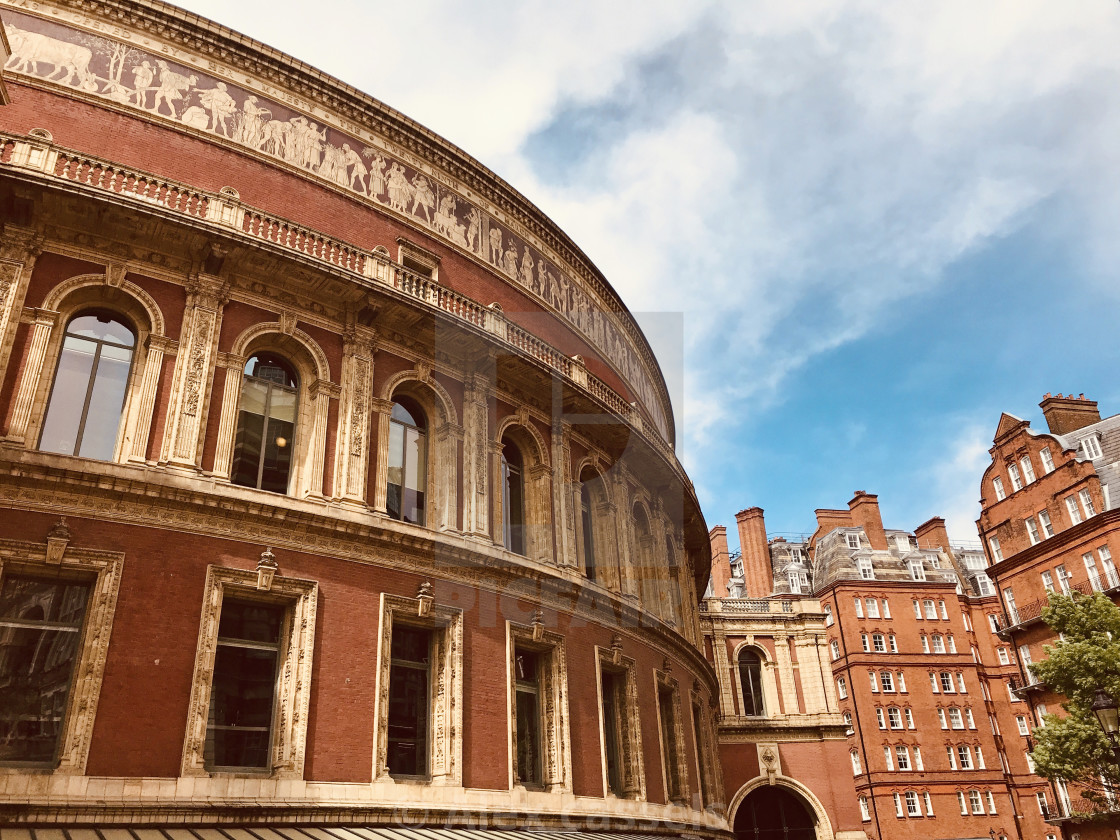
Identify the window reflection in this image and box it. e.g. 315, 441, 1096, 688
231, 354, 298, 493
502, 437, 525, 554
387, 397, 427, 525
40, 312, 136, 461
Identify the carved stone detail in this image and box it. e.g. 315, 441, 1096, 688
596, 643, 645, 801
655, 667, 690, 806
508, 619, 572, 793
180, 564, 317, 778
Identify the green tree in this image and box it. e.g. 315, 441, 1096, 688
1030, 591, 1120, 817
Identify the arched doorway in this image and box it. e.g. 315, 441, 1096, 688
734, 785, 817, 840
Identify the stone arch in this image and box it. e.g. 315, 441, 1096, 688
230, 321, 330, 383
214, 322, 336, 498
12, 273, 168, 463
372, 366, 460, 532
730, 641, 779, 719
727, 775, 835, 840
494, 413, 554, 566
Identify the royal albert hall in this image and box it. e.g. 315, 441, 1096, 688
0, 1, 727, 837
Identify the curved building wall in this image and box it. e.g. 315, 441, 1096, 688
0, 1, 723, 835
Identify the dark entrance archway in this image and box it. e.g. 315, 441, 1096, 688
734, 785, 817, 840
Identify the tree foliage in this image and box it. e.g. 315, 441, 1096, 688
1030, 592, 1120, 816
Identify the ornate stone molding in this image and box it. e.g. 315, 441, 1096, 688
507, 619, 572, 793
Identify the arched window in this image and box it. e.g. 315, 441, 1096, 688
39, 311, 136, 460
231, 353, 298, 493
501, 436, 525, 554
387, 397, 427, 525
738, 648, 765, 716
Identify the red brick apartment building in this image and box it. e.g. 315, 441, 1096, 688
0, 3, 726, 838
707, 494, 1059, 840
978, 394, 1120, 840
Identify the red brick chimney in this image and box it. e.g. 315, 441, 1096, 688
848, 491, 887, 550
1040, 393, 1100, 435
709, 526, 731, 598
914, 517, 950, 552
735, 507, 774, 598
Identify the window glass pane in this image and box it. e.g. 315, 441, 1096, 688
402, 426, 426, 525
231, 358, 298, 493
0, 576, 90, 764
386, 420, 405, 519
67, 314, 135, 346
260, 399, 295, 494
515, 652, 541, 787
78, 344, 132, 460
39, 336, 98, 455
388, 625, 430, 777
503, 440, 525, 554
601, 670, 624, 795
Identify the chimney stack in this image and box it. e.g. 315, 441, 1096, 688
1040, 393, 1100, 435
709, 526, 731, 598
914, 517, 950, 552
848, 491, 887, 550
735, 507, 774, 598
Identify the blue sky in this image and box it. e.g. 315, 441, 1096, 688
174, 0, 1120, 547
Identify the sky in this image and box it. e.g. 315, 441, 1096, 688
173, 0, 1120, 548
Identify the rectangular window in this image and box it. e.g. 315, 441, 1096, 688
854, 597, 863, 618
897, 671, 907, 692
958, 791, 968, 815
882, 599, 891, 619
913, 599, 922, 619
896, 745, 911, 770
922, 635, 931, 654
909, 560, 926, 581
958, 745, 973, 769
940, 672, 954, 693
930, 672, 939, 693
1039, 509, 1054, 538
600, 660, 641, 798
1003, 588, 1019, 624
966, 708, 975, 729
837, 677, 848, 699
989, 536, 1003, 562
1041, 570, 1054, 593
1036, 791, 1048, 815
947, 746, 957, 769
963, 613, 972, 632
1020, 456, 1036, 484
1040, 447, 1055, 473
0, 575, 92, 765
986, 790, 997, 814
939, 600, 948, 620
906, 790, 920, 815
948, 635, 957, 653
976, 746, 985, 769
1080, 488, 1096, 517
880, 671, 894, 692
513, 647, 544, 786
1067, 495, 1083, 525
949, 708, 963, 729
889, 635, 898, 653
992, 475, 1006, 501
1056, 564, 1072, 595
1082, 436, 1102, 459
894, 792, 903, 817
388, 625, 433, 777
1101, 546, 1119, 588
932, 635, 945, 654
861, 632, 870, 652
656, 676, 686, 804
938, 708, 947, 728
851, 749, 861, 775
830, 640, 840, 661
824, 604, 834, 626
1017, 715, 1029, 735
888, 707, 902, 729
924, 791, 934, 816
969, 789, 984, 814
877, 708, 886, 729
1085, 553, 1103, 591
869, 672, 878, 692
957, 672, 966, 693
1008, 462, 1023, 491
847, 532, 862, 549
924, 599, 937, 620
1025, 516, 1040, 545
858, 557, 874, 580
884, 745, 894, 770
914, 745, 923, 769
859, 796, 870, 821
866, 598, 880, 618
873, 633, 886, 653
905, 708, 915, 728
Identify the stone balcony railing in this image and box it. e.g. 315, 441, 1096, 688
1, 131, 689, 489
701, 598, 812, 615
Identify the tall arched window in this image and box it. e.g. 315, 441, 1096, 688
387, 397, 427, 525
501, 436, 525, 554
231, 353, 298, 493
39, 312, 136, 461
738, 648, 765, 717
579, 468, 597, 580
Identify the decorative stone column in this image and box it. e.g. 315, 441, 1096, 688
461, 371, 491, 538
210, 351, 248, 479
123, 334, 177, 463
593, 499, 622, 592
772, 634, 800, 715
710, 630, 736, 718
300, 378, 339, 498
0, 227, 43, 387
333, 328, 376, 505
610, 469, 640, 602
160, 275, 227, 469
432, 420, 463, 532
551, 419, 577, 568
5, 308, 59, 444
370, 397, 394, 514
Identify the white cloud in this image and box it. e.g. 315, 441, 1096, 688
924, 423, 991, 543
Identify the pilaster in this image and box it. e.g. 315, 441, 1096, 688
124, 334, 177, 463
0, 227, 43, 387
552, 419, 577, 569
772, 634, 800, 715
711, 631, 736, 718
5, 308, 59, 443
370, 397, 394, 514
461, 371, 492, 538
333, 328, 376, 504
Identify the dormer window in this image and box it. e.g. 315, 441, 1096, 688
858, 557, 874, 580
846, 533, 862, 550
908, 560, 926, 581
1081, 436, 1102, 460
